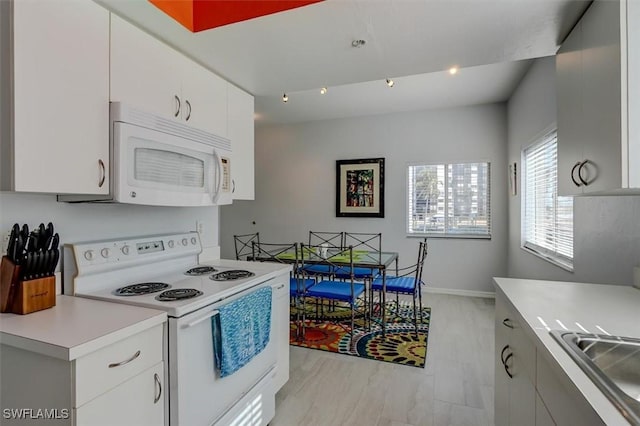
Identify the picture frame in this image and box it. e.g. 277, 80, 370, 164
336, 158, 385, 218
508, 162, 517, 196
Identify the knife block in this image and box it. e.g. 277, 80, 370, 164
0, 256, 21, 313
11, 276, 56, 315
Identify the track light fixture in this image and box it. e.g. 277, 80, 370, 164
320, 87, 327, 95
282, 93, 288, 103
386, 78, 394, 87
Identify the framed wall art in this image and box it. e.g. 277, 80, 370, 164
336, 158, 385, 218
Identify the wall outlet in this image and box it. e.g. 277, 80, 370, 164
634, 266, 640, 290
2, 230, 11, 256
196, 221, 205, 237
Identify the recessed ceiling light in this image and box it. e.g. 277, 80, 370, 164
386, 78, 394, 87
282, 93, 288, 103
449, 66, 459, 75
351, 39, 366, 48
320, 87, 327, 95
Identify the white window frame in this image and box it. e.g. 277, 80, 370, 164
406, 161, 491, 239
521, 128, 574, 271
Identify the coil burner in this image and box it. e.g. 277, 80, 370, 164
155, 288, 203, 301
185, 266, 217, 276
209, 270, 255, 281
114, 282, 171, 296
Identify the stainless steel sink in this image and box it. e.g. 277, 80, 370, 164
551, 331, 640, 425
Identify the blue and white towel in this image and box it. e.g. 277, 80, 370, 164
212, 286, 272, 378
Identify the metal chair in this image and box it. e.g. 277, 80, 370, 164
233, 232, 260, 261
304, 231, 344, 277
334, 232, 382, 282
301, 244, 366, 340
250, 241, 314, 340
370, 239, 427, 336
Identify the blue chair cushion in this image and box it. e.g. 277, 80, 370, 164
371, 276, 420, 294
289, 277, 315, 296
305, 280, 365, 303
302, 264, 333, 276
334, 266, 378, 279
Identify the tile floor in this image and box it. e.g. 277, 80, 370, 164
271, 293, 496, 426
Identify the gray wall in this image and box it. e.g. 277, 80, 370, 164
221, 104, 509, 294
507, 56, 640, 285
0, 192, 220, 263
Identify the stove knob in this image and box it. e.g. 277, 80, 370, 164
182, 238, 188, 246
121, 245, 130, 255
191, 237, 197, 245
84, 250, 95, 261
101, 248, 111, 258
168, 240, 175, 248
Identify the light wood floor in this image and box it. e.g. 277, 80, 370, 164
271, 293, 496, 426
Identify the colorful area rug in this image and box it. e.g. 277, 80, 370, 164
290, 302, 430, 368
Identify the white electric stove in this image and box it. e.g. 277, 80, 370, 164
63, 232, 285, 426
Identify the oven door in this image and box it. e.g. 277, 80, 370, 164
168, 281, 277, 426
113, 121, 223, 206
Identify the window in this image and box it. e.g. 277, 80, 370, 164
522, 130, 573, 269
407, 162, 491, 237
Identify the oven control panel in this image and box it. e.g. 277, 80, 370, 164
72, 232, 201, 267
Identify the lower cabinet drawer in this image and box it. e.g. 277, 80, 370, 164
75, 362, 164, 426
75, 324, 163, 406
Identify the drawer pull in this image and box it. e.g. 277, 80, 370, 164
275, 284, 285, 290
504, 352, 513, 379
500, 344, 510, 364
502, 318, 514, 329
154, 373, 162, 403
108, 350, 141, 368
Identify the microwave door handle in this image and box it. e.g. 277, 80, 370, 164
211, 150, 222, 203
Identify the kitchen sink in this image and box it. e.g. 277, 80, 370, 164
551, 331, 640, 425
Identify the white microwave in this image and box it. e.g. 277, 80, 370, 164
59, 103, 232, 206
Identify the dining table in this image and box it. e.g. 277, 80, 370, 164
254, 245, 399, 337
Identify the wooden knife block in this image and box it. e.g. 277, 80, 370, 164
0, 256, 56, 314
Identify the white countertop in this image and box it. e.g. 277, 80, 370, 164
494, 277, 640, 425
0, 295, 166, 361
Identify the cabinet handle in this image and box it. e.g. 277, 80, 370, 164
108, 350, 140, 368
502, 318, 514, 329
154, 373, 162, 403
500, 344, 510, 364
504, 352, 513, 378
275, 284, 285, 290
98, 159, 106, 188
185, 100, 192, 121
577, 160, 590, 186
570, 162, 583, 187
232, 179, 236, 193
174, 95, 181, 118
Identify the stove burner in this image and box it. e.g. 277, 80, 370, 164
155, 288, 203, 302
185, 266, 217, 276
114, 282, 170, 296
209, 270, 255, 281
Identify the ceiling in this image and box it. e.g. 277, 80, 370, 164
98, 0, 590, 125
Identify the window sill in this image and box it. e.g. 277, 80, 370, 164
407, 233, 491, 240
520, 245, 574, 272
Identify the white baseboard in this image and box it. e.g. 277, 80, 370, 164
423, 286, 495, 299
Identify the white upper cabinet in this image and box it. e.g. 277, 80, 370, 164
2, 0, 110, 194
110, 14, 228, 137
556, 0, 639, 195
227, 84, 255, 200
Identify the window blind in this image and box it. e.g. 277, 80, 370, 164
407, 162, 490, 237
522, 131, 573, 268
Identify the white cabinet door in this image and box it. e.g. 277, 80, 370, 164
580, 0, 622, 193
272, 277, 290, 391
12, 0, 109, 194
628, 0, 640, 188
556, 19, 584, 197
227, 84, 255, 200
110, 14, 182, 119
494, 296, 511, 426
535, 392, 556, 426
182, 61, 228, 137
75, 362, 164, 426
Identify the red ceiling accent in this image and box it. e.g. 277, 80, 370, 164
149, 0, 324, 32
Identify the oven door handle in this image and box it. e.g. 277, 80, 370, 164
183, 309, 220, 328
